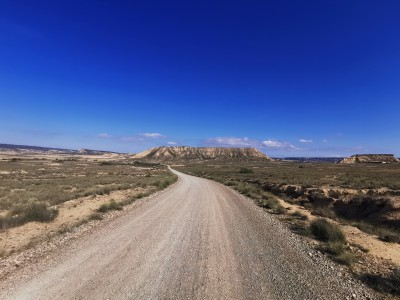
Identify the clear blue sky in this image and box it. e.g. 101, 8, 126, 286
1, 1, 399, 156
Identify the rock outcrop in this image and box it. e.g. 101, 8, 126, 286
338, 154, 399, 164
133, 146, 272, 161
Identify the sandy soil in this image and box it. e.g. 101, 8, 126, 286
0, 169, 371, 299
0, 188, 147, 256
277, 199, 400, 265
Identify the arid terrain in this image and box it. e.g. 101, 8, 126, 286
175, 159, 400, 298
0, 145, 399, 299
0, 168, 374, 299
0, 149, 176, 257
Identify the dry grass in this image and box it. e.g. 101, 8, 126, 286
176, 162, 400, 235
0, 158, 177, 230
176, 160, 400, 190
177, 162, 390, 270
309, 218, 346, 243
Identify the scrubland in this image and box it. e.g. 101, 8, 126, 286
176, 161, 400, 298
0, 156, 176, 255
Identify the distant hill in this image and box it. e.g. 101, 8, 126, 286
338, 154, 399, 164
282, 157, 344, 163
0, 143, 117, 155
133, 146, 272, 161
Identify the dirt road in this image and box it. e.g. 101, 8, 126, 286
1, 169, 370, 299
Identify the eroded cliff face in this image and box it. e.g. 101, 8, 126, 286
339, 154, 399, 164
134, 146, 272, 160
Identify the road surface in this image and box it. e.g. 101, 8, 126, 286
1, 168, 369, 299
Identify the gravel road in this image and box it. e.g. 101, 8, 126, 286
1, 168, 372, 299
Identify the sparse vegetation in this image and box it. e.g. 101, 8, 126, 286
0, 203, 58, 229
239, 167, 253, 174
176, 161, 400, 235
335, 252, 357, 266
291, 210, 308, 220
361, 267, 400, 296
350, 221, 400, 244
309, 219, 357, 266
88, 212, 104, 221
177, 161, 400, 298
97, 200, 123, 213
309, 218, 346, 243
0, 158, 177, 230
177, 160, 400, 190
324, 241, 346, 256
259, 196, 279, 209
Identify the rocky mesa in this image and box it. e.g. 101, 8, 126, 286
338, 154, 399, 164
133, 146, 272, 161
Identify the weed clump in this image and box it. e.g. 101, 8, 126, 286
259, 196, 286, 214
20, 203, 58, 222
336, 252, 357, 266
88, 212, 104, 221
325, 242, 346, 256
97, 200, 123, 213
291, 210, 308, 220
239, 167, 253, 174
259, 197, 279, 209
0, 203, 58, 229
310, 218, 346, 243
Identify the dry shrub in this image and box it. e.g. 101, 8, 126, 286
310, 218, 346, 243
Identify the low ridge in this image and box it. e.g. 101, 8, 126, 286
133, 146, 271, 161
338, 154, 399, 164
0, 143, 118, 155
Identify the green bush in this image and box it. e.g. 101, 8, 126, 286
239, 167, 253, 174
310, 218, 346, 242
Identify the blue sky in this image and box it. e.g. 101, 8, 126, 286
1, 1, 399, 156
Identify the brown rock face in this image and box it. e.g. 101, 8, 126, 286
338, 154, 399, 164
133, 146, 272, 161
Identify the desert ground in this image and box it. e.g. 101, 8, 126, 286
0, 149, 399, 299
0, 168, 373, 299
175, 160, 400, 298
0, 152, 176, 257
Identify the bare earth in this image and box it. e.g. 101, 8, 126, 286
0, 169, 371, 299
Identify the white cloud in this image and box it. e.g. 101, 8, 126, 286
262, 139, 300, 151
205, 137, 256, 147
140, 133, 165, 138
97, 133, 113, 139
167, 141, 177, 145
322, 139, 328, 143
299, 139, 313, 143
262, 140, 284, 147
121, 136, 144, 142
